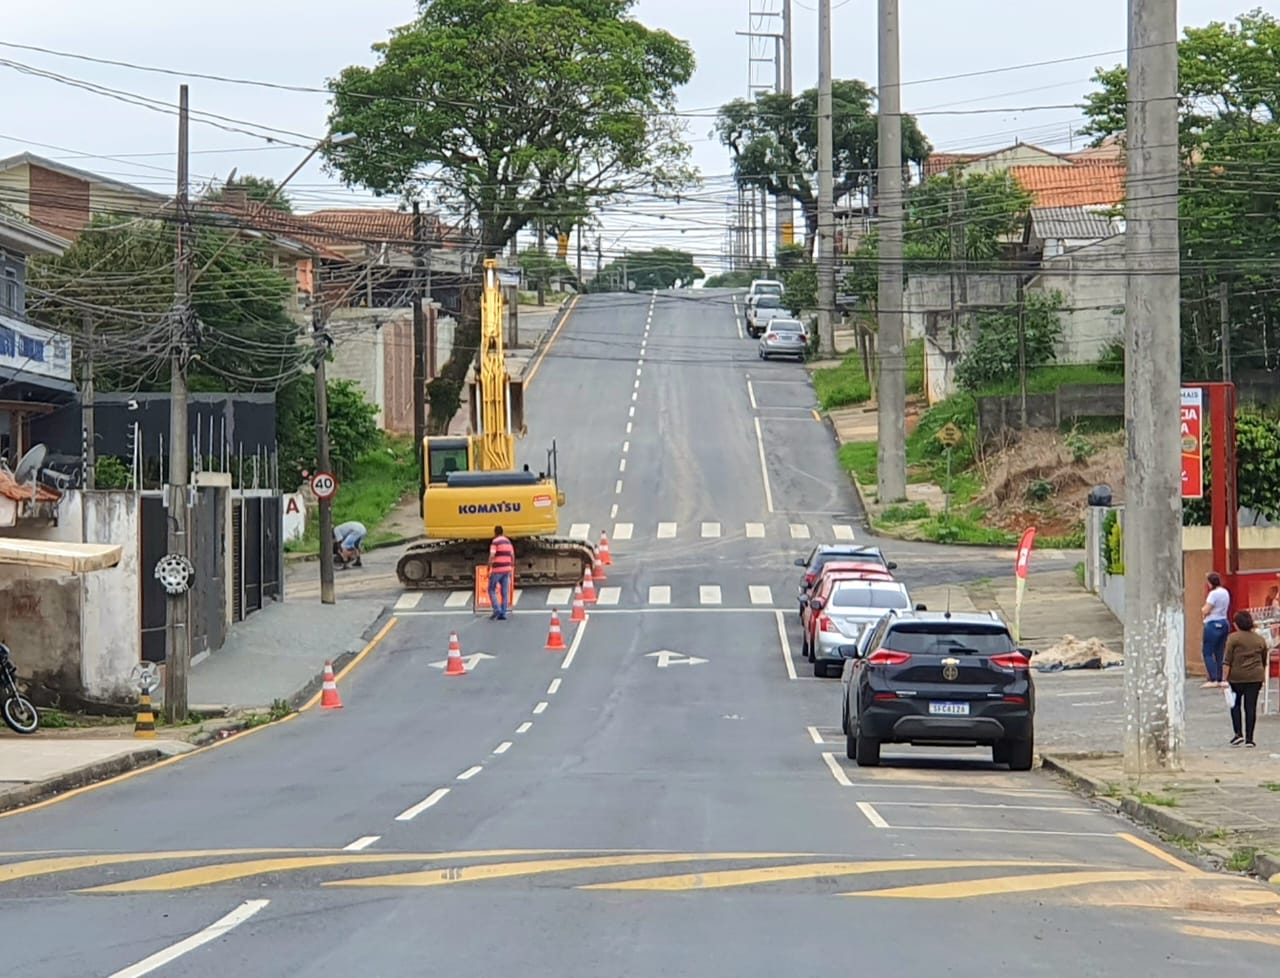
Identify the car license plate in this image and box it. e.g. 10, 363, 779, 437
928, 702, 970, 716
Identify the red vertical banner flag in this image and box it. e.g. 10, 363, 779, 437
1180, 386, 1204, 499
1013, 526, 1037, 644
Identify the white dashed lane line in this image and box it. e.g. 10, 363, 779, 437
343, 836, 380, 851
516, 721, 533, 734
493, 741, 513, 755
533, 702, 549, 715
457, 765, 483, 781
395, 787, 450, 822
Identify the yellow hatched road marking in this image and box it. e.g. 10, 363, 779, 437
78, 849, 560, 894
324, 852, 807, 889
844, 869, 1175, 900
1116, 832, 1203, 874
578, 859, 1081, 892
0, 849, 319, 885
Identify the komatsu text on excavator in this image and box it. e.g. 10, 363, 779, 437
395, 259, 596, 590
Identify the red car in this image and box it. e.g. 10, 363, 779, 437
801, 564, 896, 657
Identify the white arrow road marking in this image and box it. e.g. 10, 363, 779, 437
645, 650, 710, 668
428, 652, 496, 671
108, 900, 270, 978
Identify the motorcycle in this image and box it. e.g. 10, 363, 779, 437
0, 642, 39, 734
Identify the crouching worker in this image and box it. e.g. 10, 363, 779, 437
333, 520, 367, 569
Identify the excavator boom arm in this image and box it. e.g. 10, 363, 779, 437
473, 259, 515, 471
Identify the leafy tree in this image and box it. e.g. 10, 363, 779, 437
27, 216, 303, 394
716, 79, 931, 257
1080, 8, 1280, 381
205, 174, 294, 213
519, 248, 577, 294
593, 247, 703, 291
781, 262, 816, 316
954, 291, 1065, 392
276, 375, 379, 487
322, 0, 697, 432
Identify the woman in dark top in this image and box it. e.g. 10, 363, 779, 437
1223, 610, 1269, 748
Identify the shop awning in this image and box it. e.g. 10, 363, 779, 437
0, 538, 122, 573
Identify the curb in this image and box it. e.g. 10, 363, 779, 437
285, 533, 423, 565
0, 747, 169, 815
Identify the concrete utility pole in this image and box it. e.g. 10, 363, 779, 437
875, 0, 907, 504
815, 0, 836, 356
779, 0, 793, 248
1123, 0, 1184, 774
81, 311, 95, 491
164, 84, 193, 723
412, 201, 427, 516
313, 281, 336, 606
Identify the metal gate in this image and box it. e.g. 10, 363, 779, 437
242, 497, 263, 616
189, 487, 226, 656
231, 500, 243, 622
139, 494, 168, 664
261, 496, 282, 601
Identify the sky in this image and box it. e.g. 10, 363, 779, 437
0, 0, 1254, 275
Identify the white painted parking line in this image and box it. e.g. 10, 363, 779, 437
746, 379, 758, 410
789, 523, 811, 539
648, 585, 672, 605
806, 726, 824, 744
832, 524, 856, 541
699, 585, 722, 605
753, 417, 774, 513
821, 752, 853, 787
395, 787, 450, 821
457, 765, 483, 781
344, 836, 380, 851
749, 585, 773, 605
493, 741, 513, 755
444, 591, 471, 608
657, 522, 677, 538
872, 801, 1095, 814
745, 522, 766, 538
775, 609, 797, 680
569, 523, 591, 539
857, 801, 890, 829
547, 587, 572, 606
596, 586, 621, 605
701, 521, 721, 538
613, 522, 634, 540
394, 593, 422, 611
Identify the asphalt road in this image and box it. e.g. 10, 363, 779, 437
2, 289, 1277, 977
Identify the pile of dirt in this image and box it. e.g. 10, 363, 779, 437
1035, 634, 1124, 671
976, 430, 1125, 538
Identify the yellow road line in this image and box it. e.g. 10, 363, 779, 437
299, 616, 399, 712
523, 294, 580, 388
843, 869, 1174, 901
77, 849, 559, 894
0, 849, 321, 885
811, 409, 820, 421
1116, 832, 1203, 875
578, 859, 1081, 892
325, 851, 807, 889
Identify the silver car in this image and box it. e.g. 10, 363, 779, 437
808, 580, 913, 677
758, 318, 809, 359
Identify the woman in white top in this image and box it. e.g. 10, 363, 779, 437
1201, 572, 1231, 688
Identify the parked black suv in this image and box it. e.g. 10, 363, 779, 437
840, 609, 1036, 770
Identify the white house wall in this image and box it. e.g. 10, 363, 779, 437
1028, 234, 1127, 365
79, 491, 141, 701
0, 165, 30, 218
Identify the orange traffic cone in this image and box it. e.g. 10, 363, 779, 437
592, 552, 607, 583
581, 566, 598, 604
445, 631, 466, 677
545, 610, 567, 651
571, 585, 586, 622
599, 531, 612, 566
320, 661, 343, 709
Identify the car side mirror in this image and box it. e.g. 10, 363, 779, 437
799, 597, 809, 607
1017, 646, 1037, 658
810, 598, 825, 611
914, 603, 928, 611
887, 561, 898, 570
794, 558, 806, 567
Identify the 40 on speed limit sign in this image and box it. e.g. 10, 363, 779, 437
310, 471, 339, 500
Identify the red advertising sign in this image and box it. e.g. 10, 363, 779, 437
1180, 387, 1204, 499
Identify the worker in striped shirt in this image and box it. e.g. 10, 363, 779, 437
488, 525, 515, 620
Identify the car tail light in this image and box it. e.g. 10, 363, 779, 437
990, 652, 1030, 670
819, 615, 835, 632
872, 692, 899, 702
767, 333, 778, 341
1002, 695, 1027, 704
867, 650, 911, 665
804, 573, 815, 586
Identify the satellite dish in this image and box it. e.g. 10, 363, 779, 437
13, 444, 47, 485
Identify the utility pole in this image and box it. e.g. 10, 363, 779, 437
164, 84, 192, 723
778, 1, 793, 250
875, 0, 907, 504
1016, 275, 1028, 428
412, 201, 427, 517
1219, 279, 1231, 382
313, 279, 336, 606
81, 311, 95, 491
815, 0, 836, 356
536, 220, 547, 306
1123, 0, 1184, 774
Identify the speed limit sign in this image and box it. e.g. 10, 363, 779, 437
310, 471, 338, 500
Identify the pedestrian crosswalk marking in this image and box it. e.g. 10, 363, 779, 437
569, 523, 591, 539
613, 522, 634, 540
699, 585, 722, 605
597, 587, 622, 606
547, 587, 572, 606
657, 522, 677, 539
649, 585, 671, 605
789, 523, 811, 539
444, 591, 471, 608
701, 522, 721, 538
511, 589, 523, 606
749, 586, 773, 605
394, 593, 421, 611
746, 522, 765, 538
832, 524, 856, 541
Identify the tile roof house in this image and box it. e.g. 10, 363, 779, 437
1024, 206, 1123, 258
0, 152, 167, 242
922, 142, 1075, 180
1007, 163, 1126, 209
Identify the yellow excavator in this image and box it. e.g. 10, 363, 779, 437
395, 258, 596, 590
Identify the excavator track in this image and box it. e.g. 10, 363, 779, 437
395, 536, 598, 591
